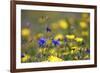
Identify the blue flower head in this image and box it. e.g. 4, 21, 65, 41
38, 37, 46, 47
52, 39, 60, 46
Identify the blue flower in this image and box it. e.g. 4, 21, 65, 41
52, 39, 60, 46
38, 38, 46, 47
46, 27, 51, 32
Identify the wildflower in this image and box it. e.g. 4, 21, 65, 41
79, 21, 87, 29
49, 49, 56, 54
21, 28, 30, 38
66, 34, 75, 40
64, 37, 67, 42
58, 20, 68, 29
21, 53, 25, 58
21, 54, 30, 62
54, 34, 64, 40
38, 38, 46, 47
52, 39, 60, 46
75, 37, 83, 42
33, 33, 43, 40
48, 55, 63, 62
46, 27, 51, 32
38, 48, 43, 53
70, 46, 79, 54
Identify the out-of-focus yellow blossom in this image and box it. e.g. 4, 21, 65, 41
54, 34, 64, 40
66, 34, 75, 40
75, 37, 83, 42
48, 55, 63, 62
70, 50, 74, 54
38, 48, 47, 54
38, 48, 43, 53
58, 20, 68, 29
71, 46, 80, 51
46, 39, 52, 45
70, 46, 79, 54
82, 31, 88, 36
49, 49, 56, 54
79, 21, 88, 29
22, 54, 30, 62
33, 33, 43, 40
21, 28, 30, 38
71, 46, 78, 50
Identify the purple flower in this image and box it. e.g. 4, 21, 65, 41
46, 27, 51, 32
21, 53, 25, 58
52, 39, 60, 46
86, 49, 90, 53
64, 37, 67, 42
38, 38, 46, 47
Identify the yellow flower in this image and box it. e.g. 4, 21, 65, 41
66, 34, 75, 40
75, 37, 83, 42
46, 39, 52, 45
70, 50, 74, 54
33, 33, 43, 40
21, 54, 30, 62
82, 31, 88, 36
21, 28, 30, 38
49, 49, 56, 54
70, 46, 79, 54
58, 20, 68, 29
48, 55, 63, 62
38, 48, 43, 53
79, 21, 88, 29
71, 46, 80, 51
54, 34, 64, 40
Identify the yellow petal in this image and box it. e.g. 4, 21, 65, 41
58, 20, 68, 29
66, 34, 75, 40
48, 55, 63, 62
75, 37, 83, 42
54, 34, 64, 40
79, 21, 87, 29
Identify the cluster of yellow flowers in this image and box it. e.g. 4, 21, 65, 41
48, 55, 63, 62
51, 19, 68, 30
